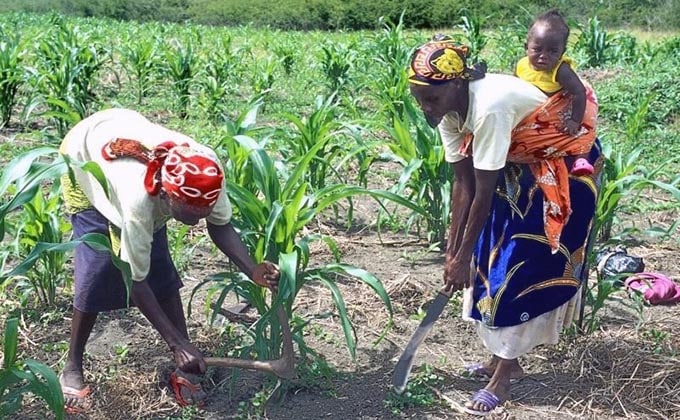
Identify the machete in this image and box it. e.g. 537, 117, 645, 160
392, 287, 452, 394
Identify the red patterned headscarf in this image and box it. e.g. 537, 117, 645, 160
102, 138, 224, 208
408, 38, 485, 85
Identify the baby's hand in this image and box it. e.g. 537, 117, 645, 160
563, 120, 581, 136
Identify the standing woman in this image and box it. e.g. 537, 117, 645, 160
407, 38, 600, 416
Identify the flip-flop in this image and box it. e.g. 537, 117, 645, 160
461, 388, 502, 416
625, 272, 680, 305
461, 363, 522, 383
169, 371, 206, 408
462, 363, 489, 379
60, 375, 92, 414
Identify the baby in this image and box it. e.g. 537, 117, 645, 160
516, 9, 593, 176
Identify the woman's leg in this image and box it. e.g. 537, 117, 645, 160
466, 356, 515, 413
61, 309, 98, 406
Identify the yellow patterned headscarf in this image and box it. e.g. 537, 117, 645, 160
408, 39, 485, 85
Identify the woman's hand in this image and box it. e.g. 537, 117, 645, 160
252, 262, 280, 290
172, 341, 206, 374
443, 256, 471, 293
563, 119, 581, 136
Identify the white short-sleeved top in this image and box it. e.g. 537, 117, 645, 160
439, 74, 548, 170
60, 108, 232, 281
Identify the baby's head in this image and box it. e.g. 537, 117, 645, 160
526, 9, 570, 71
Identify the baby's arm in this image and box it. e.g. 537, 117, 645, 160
556, 62, 586, 135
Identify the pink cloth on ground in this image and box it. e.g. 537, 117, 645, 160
625, 272, 680, 305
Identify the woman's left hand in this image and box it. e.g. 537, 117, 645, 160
252, 262, 280, 291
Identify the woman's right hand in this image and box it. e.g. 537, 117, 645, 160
252, 261, 280, 291
443, 256, 471, 293
172, 341, 206, 375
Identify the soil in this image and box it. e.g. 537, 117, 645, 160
7, 190, 680, 420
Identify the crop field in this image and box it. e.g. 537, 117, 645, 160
0, 11, 679, 420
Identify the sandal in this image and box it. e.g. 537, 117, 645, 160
462, 388, 502, 416
571, 158, 594, 176
461, 363, 522, 382
169, 370, 206, 408
60, 375, 92, 414
462, 363, 490, 379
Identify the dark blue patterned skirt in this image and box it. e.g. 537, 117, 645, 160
469, 141, 602, 327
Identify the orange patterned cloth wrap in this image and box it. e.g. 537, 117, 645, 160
460, 82, 598, 253
102, 138, 224, 208
408, 40, 484, 85
511, 83, 598, 253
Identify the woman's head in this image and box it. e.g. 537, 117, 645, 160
526, 9, 570, 71
408, 38, 483, 86
408, 37, 484, 127
160, 146, 224, 224
164, 193, 214, 225
102, 138, 225, 225
410, 82, 464, 128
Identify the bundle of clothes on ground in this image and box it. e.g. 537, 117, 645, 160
596, 246, 680, 305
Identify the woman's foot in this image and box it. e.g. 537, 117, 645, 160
60, 368, 91, 413
464, 355, 523, 380
463, 358, 514, 416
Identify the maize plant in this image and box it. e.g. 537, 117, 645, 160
489, 21, 527, 73
595, 142, 680, 243
595, 93, 680, 242
577, 16, 611, 68
383, 100, 452, 245
251, 55, 278, 103
319, 41, 356, 94
0, 318, 65, 419
280, 94, 346, 190
370, 14, 412, 123
213, 97, 268, 190
11, 184, 71, 306
163, 39, 196, 118
196, 38, 239, 124
190, 134, 425, 364
273, 44, 296, 76
0, 148, 132, 304
30, 23, 108, 137
459, 11, 488, 63
120, 34, 159, 105
0, 31, 25, 128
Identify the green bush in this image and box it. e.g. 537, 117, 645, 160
2, 0, 679, 30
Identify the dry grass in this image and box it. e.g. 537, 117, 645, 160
555, 329, 680, 419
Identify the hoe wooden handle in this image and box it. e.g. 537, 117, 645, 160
205, 304, 295, 379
